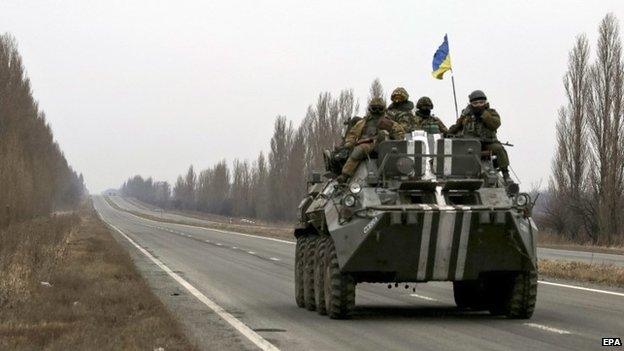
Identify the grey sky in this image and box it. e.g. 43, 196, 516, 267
3, 0, 624, 192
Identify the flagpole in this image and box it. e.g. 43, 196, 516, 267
450, 69, 459, 119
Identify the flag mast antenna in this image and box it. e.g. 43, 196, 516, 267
450, 70, 459, 119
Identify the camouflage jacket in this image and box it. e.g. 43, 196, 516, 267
448, 104, 501, 142
402, 111, 448, 134
344, 114, 405, 148
386, 101, 415, 124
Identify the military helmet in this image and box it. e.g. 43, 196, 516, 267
416, 96, 433, 109
391, 87, 409, 102
368, 97, 386, 114
469, 90, 487, 102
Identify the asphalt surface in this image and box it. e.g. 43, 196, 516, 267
94, 196, 624, 351
112, 196, 624, 267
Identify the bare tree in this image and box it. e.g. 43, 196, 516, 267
548, 34, 591, 239
586, 13, 624, 244
368, 78, 385, 104
0, 34, 84, 226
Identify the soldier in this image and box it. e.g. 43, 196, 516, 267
386, 87, 415, 123
408, 96, 448, 134
337, 98, 405, 182
448, 90, 513, 183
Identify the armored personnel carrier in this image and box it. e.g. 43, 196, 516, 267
294, 131, 538, 319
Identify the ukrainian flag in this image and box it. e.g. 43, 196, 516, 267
432, 34, 452, 79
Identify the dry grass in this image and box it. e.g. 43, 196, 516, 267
0, 203, 196, 351
538, 259, 624, 288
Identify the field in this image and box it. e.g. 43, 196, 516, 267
0, 202, 196, 351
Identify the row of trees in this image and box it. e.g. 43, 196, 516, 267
546, 13, 624, 245
121, 83, 382, 221
0, 34, 85, 227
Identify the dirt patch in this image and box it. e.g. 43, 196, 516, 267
538, 259, 624, 288
0, 203, 196, 351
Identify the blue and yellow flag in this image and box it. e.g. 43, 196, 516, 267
432, 34, 452, 79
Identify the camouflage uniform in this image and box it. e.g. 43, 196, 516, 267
340, 98, 405, 179
448, 91, 510, 178
387, 87, 415, 124
411, 111, 448, 134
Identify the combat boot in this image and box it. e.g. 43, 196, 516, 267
502, 169, 519, 195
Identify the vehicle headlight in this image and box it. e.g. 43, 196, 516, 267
349, 182, 362, 194
515, 193, 530, 207
343, 194, 356, 207
396, 156, 415, 175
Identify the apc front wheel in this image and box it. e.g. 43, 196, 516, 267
323, 238, 355, 319
303, 236, 318, 311
294, 236, 308, 308
314, 236, 329, 315
503, 270, 537, 319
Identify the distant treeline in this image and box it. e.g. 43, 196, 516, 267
545, 14, 624, 245
0, 34, 85, 227
121, 81, 387, 221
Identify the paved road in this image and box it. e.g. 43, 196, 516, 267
95, 196, 624, 351
109, 195, 624, 267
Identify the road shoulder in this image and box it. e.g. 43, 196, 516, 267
100, 213, 255, 351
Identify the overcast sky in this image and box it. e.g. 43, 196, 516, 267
3, 0, 624, 192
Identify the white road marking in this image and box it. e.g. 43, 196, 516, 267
101, 219, 280, 351
216, 243, 223, 246
539, 281, 624, 297
523, 323, 572, 335
205, 240, 211, 243
247, 251, 256, 255
115, 207, 295, 245
269, 257, 281, 261
232, 246, 238, 249
410, 294, 438, 302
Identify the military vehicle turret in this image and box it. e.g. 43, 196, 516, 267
294, 131, 538, 319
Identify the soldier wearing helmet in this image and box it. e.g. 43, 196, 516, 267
448, 90, 513, 183
337, 98, 405, 182
387, 87, 415, 124
404, 96, 448, 134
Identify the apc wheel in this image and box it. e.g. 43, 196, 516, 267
294, 236, 308, 308
314, 236, 330, 315
495, 270, 538, 319
323, 238, 355, 319
453, 280, 488, 310
303, 236, 318, 311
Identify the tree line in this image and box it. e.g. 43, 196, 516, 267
121, 83, 381, 221
0, 34, 85, 227
546, 13, 624, 245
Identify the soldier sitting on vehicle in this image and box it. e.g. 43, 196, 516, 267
399, 96, 448, 134
336, 98, 405, 183
325, 116, 364, 175
448, 90, 513, 183
386, 87, 415, 123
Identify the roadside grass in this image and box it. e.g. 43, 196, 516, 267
0, 202, 196, 351
538, 259, 624, 288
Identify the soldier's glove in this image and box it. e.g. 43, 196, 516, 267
356, 138, 374, 145
377, 117, 394, 131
